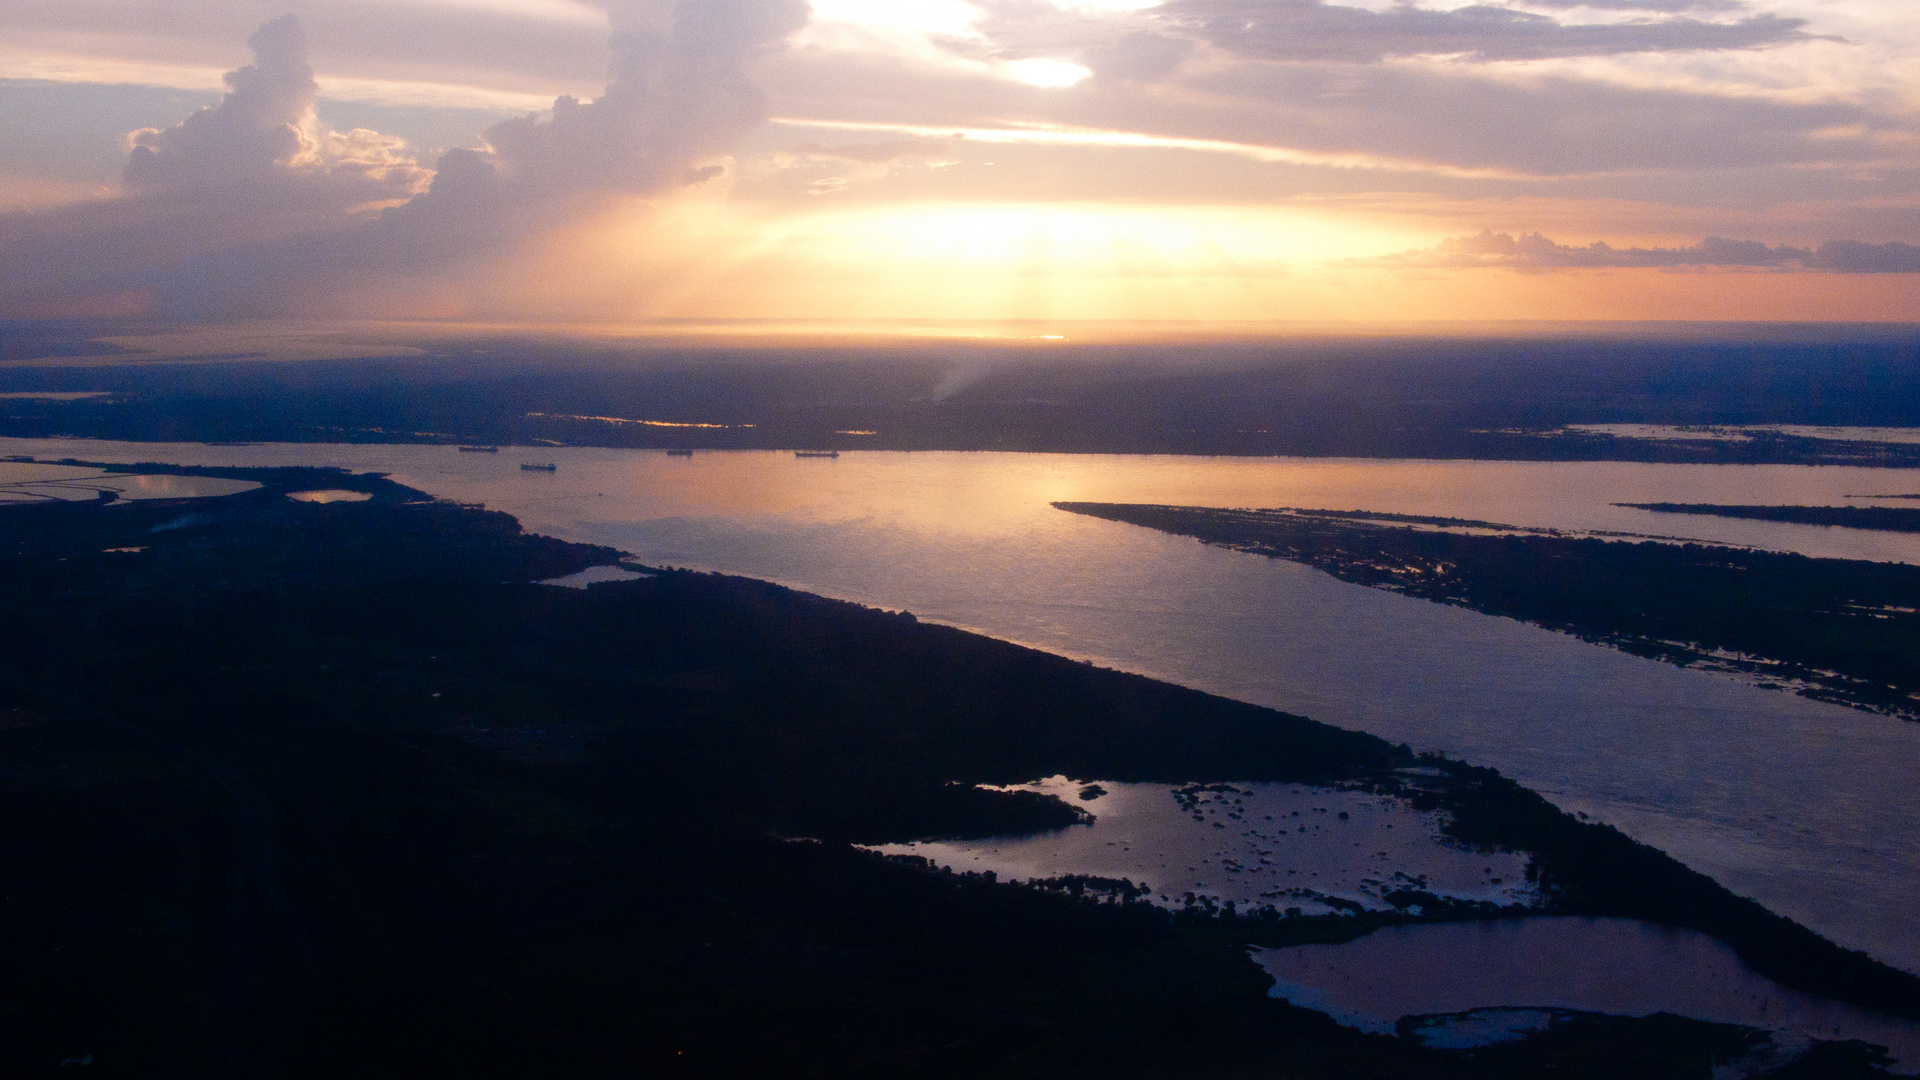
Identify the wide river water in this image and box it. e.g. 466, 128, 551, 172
9, 438, 1920, 977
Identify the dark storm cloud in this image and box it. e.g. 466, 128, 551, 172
1358, 230, 1920, 271
1158, 0, 1814, 63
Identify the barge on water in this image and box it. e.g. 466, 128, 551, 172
457, 445, 499, 453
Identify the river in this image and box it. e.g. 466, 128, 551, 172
7, 438, 1919, 978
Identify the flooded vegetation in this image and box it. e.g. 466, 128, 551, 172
876, 776, 1539, 915
5, 460, 1917, 1076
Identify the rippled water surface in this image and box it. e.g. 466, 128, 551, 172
7, 439, 1920, 974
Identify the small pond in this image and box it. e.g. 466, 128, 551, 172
537, 565, 652, 588
286, 489, 372, 503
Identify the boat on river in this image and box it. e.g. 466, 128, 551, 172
457, 445, 499, 453
794, 450, 839, 459
520, 463, 557, 471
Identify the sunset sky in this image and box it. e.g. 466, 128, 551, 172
1, 0, 1916, 324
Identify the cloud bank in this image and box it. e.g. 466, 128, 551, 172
1361, 230, 1920, 272
2, 0, 1912, 323
0, 1, 808, 317
1157, 0, 1812, 64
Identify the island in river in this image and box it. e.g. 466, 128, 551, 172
1619, 503, 1920, 533
1, 463, 1914, 1078
1055, 502, 1920, 722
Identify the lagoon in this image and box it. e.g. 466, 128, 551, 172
873, 775, 1540, 915
1254, 917, 1920, 1068
0, 461, 260, 504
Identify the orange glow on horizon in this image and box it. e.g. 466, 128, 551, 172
395, 193, 1920, 328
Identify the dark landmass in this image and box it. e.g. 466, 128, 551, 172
2, 468, 1915, 1078
1056, 502, 1920, 721
1622, 503, 1920, 533
4, 321, 1920, 464
1263, 507, 1527, 531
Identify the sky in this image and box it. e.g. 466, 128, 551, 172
0, 0, 1916, 325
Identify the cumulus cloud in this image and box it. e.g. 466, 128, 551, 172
473, 0, 808, 198
361, 0, 808, 271
0, 1, 810, 317
1158, 0, 1813, 63
1357, 229, 1920, 272
0, 15, 431, 315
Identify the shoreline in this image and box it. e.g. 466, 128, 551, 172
5, 460, 1918, 1023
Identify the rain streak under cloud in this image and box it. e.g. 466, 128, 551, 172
0, 0, 1915, 322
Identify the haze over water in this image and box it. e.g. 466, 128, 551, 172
11, 437, 1920, 974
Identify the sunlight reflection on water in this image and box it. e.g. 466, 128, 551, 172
6, 440, 1919, 974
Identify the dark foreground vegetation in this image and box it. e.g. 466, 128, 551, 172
1057, 503, 1920, 723
4, 322, 1920, 464
1622, 502, 1920, 533
2, 467, 1914, 1078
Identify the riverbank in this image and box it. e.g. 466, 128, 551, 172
1055, 502, 1920, 721
2, 463, 1914, 1076
6, 324, 1920, 468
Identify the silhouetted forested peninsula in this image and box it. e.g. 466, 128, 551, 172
1620, 502, 1920, 532
2, 467, 1914, 1078
1056, 502, 1920, 721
